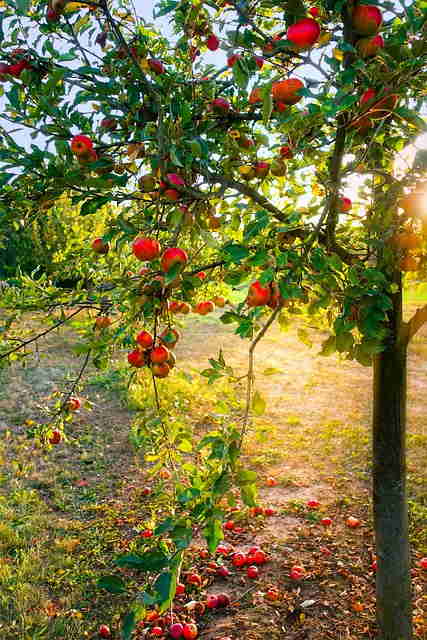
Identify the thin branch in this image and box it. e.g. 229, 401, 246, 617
403, 304, 427, 344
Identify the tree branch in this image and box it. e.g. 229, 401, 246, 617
403, 304, 427, 344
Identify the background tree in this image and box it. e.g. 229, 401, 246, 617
0, 0, 426, 638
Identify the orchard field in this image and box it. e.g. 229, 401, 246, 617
0, 0, 427, 639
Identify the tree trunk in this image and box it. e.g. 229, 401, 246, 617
373, 277, 412, 640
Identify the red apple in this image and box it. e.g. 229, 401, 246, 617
66, 396, 81, 411
352, 4, 382, 36
216, 593, 231, 607
231, 552, 246, 568
289, 565, 304, 580
46, 7, 60, 22
254, 161, 270, 178
186, 572, 202, 586
419, 557, 427, 570
279, 145, 294, 159
92, 237, 109, 255
287, 18, 320, 50
216, 565, 231, 577
266, 587, 280, 601
266, 476, 278, 486
132, 237, 161, 261
254, 55, 264, 69
346, 516, 361, 528
227, 53, 241, 67
136, 330, 154, 349
49, 429, 61, 445
164, 188, 180, 201
98, 624, 111, 638
246, 281, 271, 307
210, 98, 231, 114
182, 623, 198, 640
224, 520, 234, 531
307, 499, 320, 509
151, 627, 163, 637
150, 345, 170, 364
176, 582, 186, 595
206, 34, 220, 51
371, 559, 378, 571
264, 507, 277, 516
148, 58, 166, 74
160, 247, 188, 272
339, 197, 352, 212
321, 517, 333, 527
196, 271, 206, 280
247, 565, 259, 579
166, 173, 185, 187
309, 7, 320, 18
360, 87, 377, 106
206, 594, 219, 608
140, 529, 153, 538
213, 296, 226, 307
169, 622, 184, 639
356, 34, 384, 58
128, 349, 147, 368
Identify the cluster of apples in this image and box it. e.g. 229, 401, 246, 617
236, 143, 295, 181
352, 4, 384, 58
127, 328, 179, 378
0, 48, 33, 81
70, 134, 98, 165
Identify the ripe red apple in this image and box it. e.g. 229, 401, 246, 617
224, 520, 234, 530
176, 582, 186, 595
164, 188, 180, 202
215, 544, 230, 555
128, 349, 147, 368
206, 594, 219, 608
142, 487, 151, 496
196, 271, 206, 280
186, 572, 202, 586
148, 58, 166, 74
92, 237, 109, 254
287, 18, 320, 50
247, 565, 259, 579
210, 98, 231, 114
371, 559, 377, 571
321, 517, 333, 527
266, 476, 278, 486
272, 78, 304, 105
227, 53, 241, 67
169, 622, 184, 639
289, 565, 304, 580
231, 552, 246, 568
339, 197, 352, 212
160, 247, 188, 272
206, 34, 220, 51
46, 7, 60, 22
279, 145, 294, 158
346, 516, 361, 528
194, 301, 214, 315
151, 627, 163, 637
182, 623, 198, 640
356, 34, 384, 58
307, 499, 320, 509
247, 281, 271, 307
132, 237, 161, 261
254, 55, 264, 69
71, 134, 93, 156
49, 429, 61, 445
8, 60, 31, 77
216, 565, 231, 577
136, 330, 154, 349
254, 161, 270, 178
216, 593, 231, 607
264, 507, 277, 516
360, 87, 377, 106
252, 549, 267, 565
150, 345, 170, 364
309, 7, 320, 18
419, 557, 427, 569
266, 587, 280, 601
98, 625, 111, 638
140, 529, 153, 538
352, 4, 382, 36
66, 396, 81, 411
165, 173, 185, 187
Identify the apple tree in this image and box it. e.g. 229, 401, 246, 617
0, 0, 426, 638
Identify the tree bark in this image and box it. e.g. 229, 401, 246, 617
373, 276, 412, 640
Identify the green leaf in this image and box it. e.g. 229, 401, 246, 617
203, 517, 224, 553
80, 196, 110, 216
240, 482, 257, 507
297, 328, 312, 348
252, 390, 266, 415
222, 243, 250, 263
98, 575, 127, 594
395, 107, 427, 132
232, 58, 249, 89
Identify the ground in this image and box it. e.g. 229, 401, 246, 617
0, 302, 426, 639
